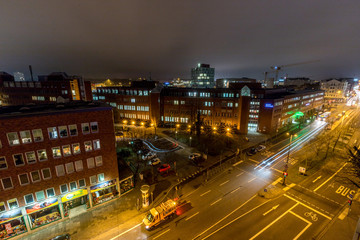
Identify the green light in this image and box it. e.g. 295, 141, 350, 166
291, 111, 304, 119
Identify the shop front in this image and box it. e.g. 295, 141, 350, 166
90, 179, 119, 206
61, 189, 89, 217
119, 176, 134, 194
26, 198, 61, 229
0, 209, 27, 239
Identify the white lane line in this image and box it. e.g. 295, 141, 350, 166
220, 180, 229, 186
289, 211, 312, 240
201, 200, 270, 240
284, 194, 332, 220
192, 194, 257, 240
249, 158, 259, 164
236, 172, 244, 177
248, 177, 256, 183
233, 160, 243, 167
185, 212, 199, 221
271, 168, 283, 174
153, 228, 170, 239
110, 222, 142, 240
210, 198, 222, 206
283, 183, 296, 192
312, 176, 322, 183
249, 203, 299, 240
200, 190, 211, 197
314, 162, 348, 192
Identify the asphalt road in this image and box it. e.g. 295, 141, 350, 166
106, 101, 360, 240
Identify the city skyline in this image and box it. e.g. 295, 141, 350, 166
1, 1, 360, 81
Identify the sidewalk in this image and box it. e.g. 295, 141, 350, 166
20, 130, 269, 240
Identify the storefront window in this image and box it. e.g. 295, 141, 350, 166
120, 177, 134, 194
0, 209, 27, 239
26, 199, 61, 229
72, 143, 81, 154
90, 179, 119, 206
37, 149, 48, 161
61, 189, 89, 217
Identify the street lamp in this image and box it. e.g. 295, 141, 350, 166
189, 136, 192, 147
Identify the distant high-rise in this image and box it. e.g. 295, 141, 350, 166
191, 63, 215, 88
13, 72, 26, 81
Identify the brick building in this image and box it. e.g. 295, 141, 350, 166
93, 83, 324, 134
0, 102, 129, 239
0, 72, 92, 106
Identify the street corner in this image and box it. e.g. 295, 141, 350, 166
258, 184, 285, 199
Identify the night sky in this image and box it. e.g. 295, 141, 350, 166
1, 1, 360, 81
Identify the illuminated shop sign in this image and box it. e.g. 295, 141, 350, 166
265, 103, 274, 108
61, 189, 88, 203
25, 198, 58, 214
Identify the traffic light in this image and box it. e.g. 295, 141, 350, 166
348, 199, 352, 206
283, 172, 288, 177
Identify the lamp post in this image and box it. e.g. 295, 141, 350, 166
283, 133, 297, 185
189, 136, 192, 147
175, 124, 180, 140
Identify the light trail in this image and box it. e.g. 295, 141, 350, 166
255, 121, 326, 170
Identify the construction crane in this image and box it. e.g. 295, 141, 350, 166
264, 60, 320, 87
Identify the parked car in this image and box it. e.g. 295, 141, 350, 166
246, 148, 257, 156
50, 234, 71, 240
158, 164, 171, 173
143, 152, 157, 161
256, 145, 266, 152
149, 158, 161, 166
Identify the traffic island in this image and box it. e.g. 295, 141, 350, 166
258, 185, 284, 199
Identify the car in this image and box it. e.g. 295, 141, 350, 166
256, 145, 266, 152
246, 148, 257, 156
50, 234, 71, 240
149, 158, 161, 166
143, 152, 157, 161
189, 153, 201, 160
158, 164, 171, 173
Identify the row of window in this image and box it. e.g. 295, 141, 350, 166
0, 140, 101, 169
6, 122, 98, 146
97, 88, 149, 96
0, 174, 105, 212
0, 156, 103, 192
117, 105, 150, 111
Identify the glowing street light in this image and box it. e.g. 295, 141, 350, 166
123, 120, 128, 124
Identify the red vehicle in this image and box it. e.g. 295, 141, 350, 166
158, 164, 171, 173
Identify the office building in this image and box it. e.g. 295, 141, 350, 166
191, 63, 215, 88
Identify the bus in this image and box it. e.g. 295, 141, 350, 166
318, 112, 331, 121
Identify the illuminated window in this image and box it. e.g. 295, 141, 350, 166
7, 132, 20, 146
20, 130, 32, 143
47, 127, 58, 140
37, 149, 48, 161
58, 126, 68, 138
72, 143, 81, 154
84, 141, 92, 152
7, 199, 18, 209
69, 124, 78, 136
35, 191, 45, 201
62, 145, 71, 157
95, 156, 103, 166
97, 173, 105, 182
32, 129, 43, 142
93, 140, 101, 150
52, 147, 61, 158
25, 151, 37, 164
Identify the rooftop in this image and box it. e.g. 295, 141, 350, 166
0, 101, 112, 119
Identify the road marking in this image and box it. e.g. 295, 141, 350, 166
284, 194, 332, 220
272, 177, 282, 186
283, 183, 296, 192
262, 204, 279, 216
338, 208, 349, 220
233, 160, 243, 167
312, 176, 322, 183
249, 158, 259, 164
201, 200, 270, 240
110, 222, 142, 240
289, 211, 312, 240
200, 190, 211, 197
185, 212, 199, 221
219, 180, 229, 186
192, 194, 257, 240
210, 198, 222, 206
249, 203, 299, 240
153, 228, 170, 239
314, 162, 348, 192
271, 168, 283, 174
230, 187, 241, 194
248, 177, 256, 183
236, 172, 244, 177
